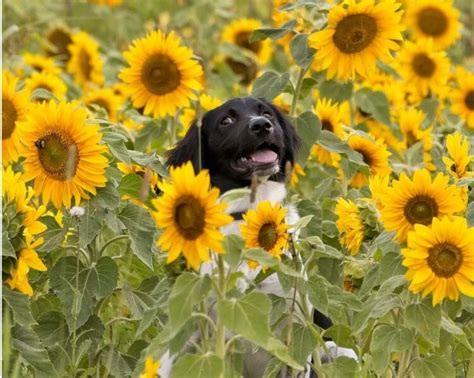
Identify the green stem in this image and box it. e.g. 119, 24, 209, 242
290, 66, 308, 118
215, 254, 226, 371
466, 351, 474, 378
98, 235, 129, 256
397, 347, 412, 378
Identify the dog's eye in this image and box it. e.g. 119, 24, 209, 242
220, 116, 234, 126
262, 111, 273, 119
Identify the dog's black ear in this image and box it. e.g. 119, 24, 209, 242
166, 122, 202, 171
267, 101, 300, 164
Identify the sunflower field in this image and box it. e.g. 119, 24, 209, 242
2, 0, 474, 377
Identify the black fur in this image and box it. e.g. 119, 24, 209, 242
167, 97, 300, 193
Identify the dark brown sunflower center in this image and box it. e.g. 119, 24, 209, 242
427, 242, 463, 277
464, 90, 474, 110
258, 222, 278, 250
36, 132, 79, 181
225, 58, 258, 85
322, 119, 333, 132
405, 130, 418, 147
417, 7, 448, 37
174, 196, 205, 240
235, 31, 262, 54
141, 54, 181, 96
333, 14, 378, 54
404, 195, 438, 225
354, 148, 372, 166
78, 48, 92, 80
2, 99, 17, 140
47, 29, 72, 60
91, 99, 111, 114
31, 63, 43, 72
412, 53, 435, 78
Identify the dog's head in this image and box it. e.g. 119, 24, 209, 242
167, 97, 299, 192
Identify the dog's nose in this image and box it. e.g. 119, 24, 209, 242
249, 117, 273, 136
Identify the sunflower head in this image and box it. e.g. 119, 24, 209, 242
442, 131, 473, 180
347, 135, 392, 188
398, 39, 450, 97
335, 198, 365, 256
45, 25, 73, 60
240, 201, 288, 269
24, 71, 67, 101
379, 169, 465, 241
222, 18, 273, 66
2, 71, 29, 166
152, 162, 233, 270
405, 0, 461, 49
119, 30, 203, 118
402, 216, 474, 306
309, 0, 404, 80
22, 53, 61, 76
67, 31, 104, 87
451, 73, 474, 129
81, 87, 123, 121
19, 101, 108, 208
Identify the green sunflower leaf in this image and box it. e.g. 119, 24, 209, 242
251, 71, 290, 101
171, 353, 224, 378
219, 292, 303, 370
249, 19, 297, 43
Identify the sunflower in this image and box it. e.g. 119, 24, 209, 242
311, 98, 344, 166
22, 53, 61, 76
6, 236, 48, 297
366, 119, 404, 153
19, 101, 108, 209
122, 118, 144, 134
82, 87, 123, 121
397, 39, 450, 97
2, 71, 29, 166
2, 166, 47, 239
151, 162, 233, 270
24, 71, 67, 101
140, 357, 160, 378
67, 31, 104, 87
178, 94, 222, 137
308, 0, 404, 80
240, 201, 289, 269
117, 162, 159, 202
451, 73, 474, 129
378, 169, 465, 242
346, 135, 391, 188
369, 174, 390, 210
405, 0, 461, 50
290, 163, 306, 187
335, 198, 364, 256
222, 18, 273, 66
402, 216, 474, 306
89, 0, 123, 5
119, 30, 203, 119
442, 131, 473, 180
45, 25, 73, 61
397, 107, 435, 170
272, 94, 291, 114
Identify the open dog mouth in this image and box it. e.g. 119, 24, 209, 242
231, 142, 280, 176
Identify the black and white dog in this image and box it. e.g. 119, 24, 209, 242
163, 97, 356, 377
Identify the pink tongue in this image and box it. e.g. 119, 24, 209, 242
250, 149, 278, 163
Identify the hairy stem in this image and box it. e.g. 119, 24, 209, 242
215, 254, 227, 373
98, 234, 129, 256
290, 66, 308, 118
